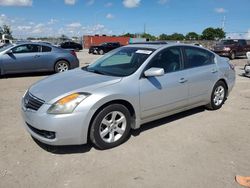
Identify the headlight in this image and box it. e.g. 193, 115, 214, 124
224, 47, 231, 51
47, 93, 89, 114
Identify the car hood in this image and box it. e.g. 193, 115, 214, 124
29, 68, 122, 103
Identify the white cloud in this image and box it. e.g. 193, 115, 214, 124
106, 13, 114, 19
64, 0, 76, 5
48, 18, 58, 25
123, 0, 140, 8
105, 2, 113, 7
215, 8, 227, 13
0, 0, 32, 6
66, 22, 81, 28
245, 30, 250, 39
158, 0, 168, 4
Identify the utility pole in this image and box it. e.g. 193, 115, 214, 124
222, 15, 226, 30
144, 23, 146, 34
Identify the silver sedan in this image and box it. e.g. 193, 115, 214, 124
21, 43, 235, 149
0, 42, 79, 76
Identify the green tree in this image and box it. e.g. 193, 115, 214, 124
141, 33, 156, 41
121, 33, 135, 38
159, 33, 168, 40
1, 24, 13, 39
202, 27, 225, 40
185, 32, 199, 40
169, 33, 185, 40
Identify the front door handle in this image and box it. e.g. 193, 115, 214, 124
179, 78, 188, 83
34, 55, 40, 58
211, 69, 218, 73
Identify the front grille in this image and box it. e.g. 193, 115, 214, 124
26, 123, 56, 139
24, 92, 45, 111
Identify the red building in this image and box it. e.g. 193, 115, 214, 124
83, 35, 130, 49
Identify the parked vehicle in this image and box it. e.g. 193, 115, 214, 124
0, 42, 79, 76
213, 39, 250, 60
60, 41, 83, 51
244, 52, 250, 77
22, 43, 235, 149
89, 42, 121, 55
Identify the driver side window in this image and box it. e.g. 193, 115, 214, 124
12, 44, 39, 54
148, 47, 182, 73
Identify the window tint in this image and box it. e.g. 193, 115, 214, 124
41, 45, 52, 52
12, 44, 39, 54
184, 47, 214, 69
148, 47, 182, 73
239, 40, 247, 46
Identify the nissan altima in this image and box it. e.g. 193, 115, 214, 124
0, 42, 79, 76
21, 43, 235, 149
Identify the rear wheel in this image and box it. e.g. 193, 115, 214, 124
206, 81, 227, 110
54, 60, 69, 73
90, 104, 131, 149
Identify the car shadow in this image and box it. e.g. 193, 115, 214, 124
131, 106, 205, 136
32, 106, 205, 154
0, 72, 54, 79
32, 137, 92, 154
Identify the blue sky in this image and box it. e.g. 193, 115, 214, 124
0, 0, 249, 38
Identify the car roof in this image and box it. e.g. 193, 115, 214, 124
13, 41, 55, 47
125, 42, 205, 50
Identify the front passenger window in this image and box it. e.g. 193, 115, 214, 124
148, 47, 182, 73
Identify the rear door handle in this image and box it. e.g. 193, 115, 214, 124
179, 78, 188, 83
211, 69, 218, 73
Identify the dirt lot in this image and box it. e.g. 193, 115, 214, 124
0, 50, 250, 188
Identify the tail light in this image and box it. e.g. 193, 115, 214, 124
70, 50, 77, 58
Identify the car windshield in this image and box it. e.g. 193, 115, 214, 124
83, 47, 155, 77
0, 44, 13, 52
218, 40, 237, 45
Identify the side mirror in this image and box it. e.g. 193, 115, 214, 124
144, 67, 164, 77
6, 50, 13, 54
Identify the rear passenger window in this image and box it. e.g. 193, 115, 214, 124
184, 47, 214, 69
41, 46, 52, 52
148, 47, 182, 73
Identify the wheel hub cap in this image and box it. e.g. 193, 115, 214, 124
99, 111, 127, 143
213, 86, 225, 106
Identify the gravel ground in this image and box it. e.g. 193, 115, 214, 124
0, 50, 250, 188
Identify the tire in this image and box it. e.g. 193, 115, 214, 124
206, 81, 227, 110
54, 60, 69, 73
98, 49, 104, 55
229, 51, 235, 60
90, 104, 131, 150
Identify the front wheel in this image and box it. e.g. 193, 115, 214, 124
90, 104, 131, 149
206, 81, 227, 110
98, 49, 104, 55
54, 60, 69, 73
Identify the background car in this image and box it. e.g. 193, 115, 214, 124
213, 39, 250, 60
60, 41, 83, 51
0, 42, 79, 76
88, 42, 121, 55
22, 43, 235, 150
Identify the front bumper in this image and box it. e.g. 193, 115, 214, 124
21, 101, 89, 146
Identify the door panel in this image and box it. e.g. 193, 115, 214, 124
183, 46, 219, 105
139, 71, 188, 119
186, 64, 218, 105
2, 53, 36, 73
